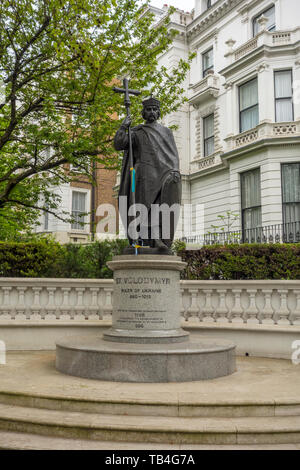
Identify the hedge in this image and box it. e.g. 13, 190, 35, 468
0, 239, 128, 278
180, 244, 300, 280
0, 239, 62, 277
1, 241, 300, 279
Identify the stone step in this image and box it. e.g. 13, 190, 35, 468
0, 430, 300, 450
0, 403, 300, 445
0, 391, 299, 418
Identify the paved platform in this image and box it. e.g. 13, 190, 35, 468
0, 351, 299, 405
0, 352, 299, 449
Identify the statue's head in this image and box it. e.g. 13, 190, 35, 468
142, 97, 160, 123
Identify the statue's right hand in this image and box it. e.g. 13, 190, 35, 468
121, 116, 131, 128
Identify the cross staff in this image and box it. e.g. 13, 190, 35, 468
113, 78, 141, 252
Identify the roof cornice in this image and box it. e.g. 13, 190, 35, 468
187, 0, 244, 40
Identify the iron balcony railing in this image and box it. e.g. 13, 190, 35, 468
182, 222, 300, 245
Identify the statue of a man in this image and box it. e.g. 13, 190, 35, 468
114, 97, 181, 253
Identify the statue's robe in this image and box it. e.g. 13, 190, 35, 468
114, 122, 181, 246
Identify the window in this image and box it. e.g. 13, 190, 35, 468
241, 168, 261, 240
239, 78, 259, 133
207, 0, 211, 8
44, 211, 49, 231
253, 5, 275, 36
203, 114, 214, 156
71, 191, 87, 230
282, 164, 300, 224
275, 70, 294, 122
202, 48, 213, 78
44, 201, 49, 231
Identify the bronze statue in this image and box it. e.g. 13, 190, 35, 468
114, 82, 181, 254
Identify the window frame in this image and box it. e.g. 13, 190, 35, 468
202, 47, 214, 78
203, 113, 215, 157
239, 77, 259, 133
274, 69, 294, 123
240, 168, 262, 240
281, 163, 300, 224
252, 4, 275, 37
44, 210, 49, 231
71, 189, 88, 231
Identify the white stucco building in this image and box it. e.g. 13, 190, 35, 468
152, 0, 300, 243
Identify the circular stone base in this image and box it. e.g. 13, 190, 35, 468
56, 335, 236, 383
103, 327, 190, 343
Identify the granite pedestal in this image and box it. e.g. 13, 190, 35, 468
56, 255, 236, 382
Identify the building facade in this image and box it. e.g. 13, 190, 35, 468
36, 164, 118, 244
152, 0, 300, 243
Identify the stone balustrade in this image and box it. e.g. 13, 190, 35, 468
226, 27, 300, 64
225, 120, 300, 151
1, 278, 300, 326
190, 152, 222, 172
181, 280, 300, 326
0, 278, 113, 322
234, 37, 258, 61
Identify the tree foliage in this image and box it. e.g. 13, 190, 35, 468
0, 0, 194, 234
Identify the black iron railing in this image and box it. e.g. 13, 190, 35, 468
182, 222, 300, 245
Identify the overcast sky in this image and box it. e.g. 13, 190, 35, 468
150, 0, 195, 12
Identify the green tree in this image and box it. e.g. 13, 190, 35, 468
0, 0, 194, 234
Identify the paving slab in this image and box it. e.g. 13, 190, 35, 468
0, 352, 299, 407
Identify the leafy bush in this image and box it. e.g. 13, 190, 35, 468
0, 239, 128, 278
181, 244, 300, 280
1, 240, 299, 280
56, 239, 129, 279
172, 239, 186, 255
0, 239, 62, 277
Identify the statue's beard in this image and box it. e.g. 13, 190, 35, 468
147, 114, 156, 122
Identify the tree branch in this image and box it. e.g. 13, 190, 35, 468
5, 198, 72, 223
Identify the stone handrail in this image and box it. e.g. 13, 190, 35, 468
0, 278, 300, 326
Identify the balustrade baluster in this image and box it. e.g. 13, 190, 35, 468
186, 288, 200, 321
261, 289, 275, 324
75, 288, 85, 319
31, 287, 42, 319
202, 289, 214, 322
90, 287, 101, 319
276, 289, 290, 325
103, 287, 113, 319
46, 287, 58, 319
292, 290, 300, 325
245, 289, 259, 323
230, 289, 243, 323
180, 288, 187, 320
16, 287, 27, 320
60, 288, 72, 319
0, 287, 12, 318
214, 289, 228, 322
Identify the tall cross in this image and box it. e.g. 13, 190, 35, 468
113, 79, 141, 251
113, 78, 141, 114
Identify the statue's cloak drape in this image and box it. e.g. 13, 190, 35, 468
115, 121, 181, 244
115, 122, 180, 211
